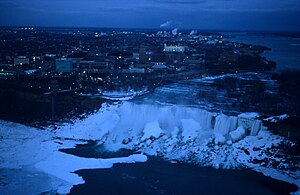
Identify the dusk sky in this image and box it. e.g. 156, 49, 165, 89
0, 0, 299, 31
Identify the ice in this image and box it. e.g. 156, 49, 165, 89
238, 112, 260, 119
55, 102, 264, 148
1, 101, 299, 194
141, 121, 163, 141
55, 102, 263, 146
214, 132, 226, 145
213, 114, 237, 135
250, 120, 261, 136
56, 103, 120, 140
264, 114, 289, 123
0, 120, 147, 194
181, 119, 201, 142
237, 113, 261, 136
35, 152, 147, 194
230, 126, 246, 142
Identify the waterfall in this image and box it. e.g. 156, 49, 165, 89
213, 114, 238, 136
58, 102, 263, 144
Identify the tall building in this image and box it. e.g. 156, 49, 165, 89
139, 47, 147, 64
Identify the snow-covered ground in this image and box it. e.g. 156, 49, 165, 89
264, 114, 289, 122
0, 120, 147, 194
0, 101, 299, 194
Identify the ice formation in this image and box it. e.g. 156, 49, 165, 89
57, 102, 261, 146
141, 120, 163, 141
55, 101, 300, 192
1, 101, 299, 194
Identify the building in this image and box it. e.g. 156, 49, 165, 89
77, 60, 113, 73
0, 69, 16, 78
107, 51, 133, 69
55, 58, 80, 73
139, 47, 147, 64
152, 62, 168, 70
163, 44, 186, 65
14, 56, 30, 66
183, 54, 205, 68
163, 44, 185, 53
128, 67, 145, 74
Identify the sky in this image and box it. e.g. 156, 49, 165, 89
0, 0, 299, 31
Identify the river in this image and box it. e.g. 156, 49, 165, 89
225, 32, 300, 71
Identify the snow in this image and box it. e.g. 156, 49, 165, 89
181, 119, 201, 142
232, 129, 300, 193
1, 101, 299, 194
230, 126, 246, 142
264, 114, 289, 123
54, 102, 264, 149
238, 112, 260, 119
35, 153, 147, 194
0, 120, 147, 194
55, 103, 120, 140
214, 132, 226, 145
141, 121, 163, 141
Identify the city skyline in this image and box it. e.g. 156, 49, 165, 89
0, 0, 300, 31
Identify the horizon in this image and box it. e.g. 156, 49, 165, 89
0, 0, 299, 32
1, 25, 300, 33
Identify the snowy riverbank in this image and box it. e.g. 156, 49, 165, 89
0, 120, 147, 194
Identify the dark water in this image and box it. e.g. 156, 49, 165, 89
226, 33, 300, 71
64, 144, 298, 195
60, 141, 139, 159
70, 159, 297, 195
